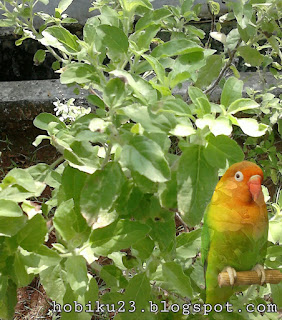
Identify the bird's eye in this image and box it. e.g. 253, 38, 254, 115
234, 171, 244, 181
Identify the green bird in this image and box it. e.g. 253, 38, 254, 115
201, 161, 268, 304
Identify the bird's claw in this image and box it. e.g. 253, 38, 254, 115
252, 264, 266, 285
222, 266, 237, 287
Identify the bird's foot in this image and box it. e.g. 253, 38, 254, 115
221, 266, 237, 287
252, 264, 266, 285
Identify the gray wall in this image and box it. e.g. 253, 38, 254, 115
1, 0, 229, 27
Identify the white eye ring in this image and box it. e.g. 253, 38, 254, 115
234, 171, 244, 181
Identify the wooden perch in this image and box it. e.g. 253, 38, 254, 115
218, 269, 282, 287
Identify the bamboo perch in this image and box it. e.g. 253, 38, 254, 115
218, 269, 282, 287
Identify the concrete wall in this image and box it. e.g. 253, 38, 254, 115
1, 0, 229, 27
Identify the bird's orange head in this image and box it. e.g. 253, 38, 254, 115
215, 161, 264, 205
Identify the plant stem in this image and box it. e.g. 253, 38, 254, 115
203, 40, 242, 96
101, 143, 112, 169
49, 156, 65, 169
205, 3, 216, 49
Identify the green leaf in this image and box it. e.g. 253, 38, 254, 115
159, 168, 178, 209
142, 54, 165, 84
83, 16, 100, 45
64, 141, 100, 174
197, 97, 211, 114
132, 236, 155, 261
227, 98, 259, 114
177, 145, 218, 226
97, 25, 129, 59
131, 24, 160, 51
100, 265, 128, 289
204, 134, 244, 168
64, 255, 88, 296
196, 114, 233, 136
59, 165, 88, 215
104, 78, 126, 108
40, 264, 66, 305
149, 209, 176, 253
17, 214, 47, 251
131, 171, 157, 194
0, 200, 26, 237
33, 49, 46, 65
58, 0, 73, 12
0, 280, 17, 320
53, 199, 89, 246
169, 70, 192, 88
221, 77, 243, 107
90, 219, 151, 255
121, 0, 152, 12
13, 251, 34, 287
269, 218, 282, 243
33, 112, 66, 131
0, 275, 8, 301
60, 275, 98, 320
181, 0, 194, 13
0, 199, 23, 217
160, 97, 192, 116
175, 229, 201, 259
210, 32, 226, 44
270, 282, 282, 308
172, 50, 215, 84
232, 1, 253, 29
80, 162, 126, 228
121, 105, 175, 134
60, 63, 100, 85
226, 28, 241, 51
135, 8, 172, 31
26, 163, 60, 188
61, 17, 78, 24
151, 39, 203, 58
41, 25, 80, 54
87, 94, 105, 109
162, 262, 193, 298
111, 70, 157, 104
208, 0, 220, 15
3, 168, 45, 192
188, 86, 208, 105
99, 6, 120, 27
20, 245, 61, 274
0, 19, 16, 27
52, 60, 61, 71
194, 54, 223, 88
188, 86, 211, 115
237, 46, 264, 67
237, 118, 268, 137
170, 122, 195, 137
122, 273, 152, 318
120, 135, 170, 183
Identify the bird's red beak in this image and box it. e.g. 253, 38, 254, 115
247, 175, 262, 201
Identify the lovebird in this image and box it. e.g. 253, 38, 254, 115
201, 161, 268, 304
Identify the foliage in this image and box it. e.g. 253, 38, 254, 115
0, 0, 281, 319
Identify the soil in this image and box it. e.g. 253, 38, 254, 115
0, 37, 58, 82
0, 122, 59, 180
14, 278, 52, 320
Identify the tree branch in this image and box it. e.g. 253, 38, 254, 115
203, 40, 242, 96
218, 269, 282, 287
